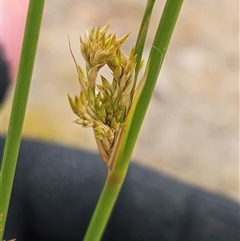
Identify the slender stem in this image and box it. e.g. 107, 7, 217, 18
83, 2, 156, 241
83, 168, 127, 241
132, 0, 156, 91
0, 173, 2, 234
83, 0, 184, 241
0, 1, 45, 239
117, 0, 185, 171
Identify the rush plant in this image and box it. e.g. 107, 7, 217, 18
0, 0, 184, 240
68, 0, 184, 240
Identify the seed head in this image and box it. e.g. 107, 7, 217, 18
68, 23, 137, 166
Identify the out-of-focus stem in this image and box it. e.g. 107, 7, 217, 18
0, 1, 45, 239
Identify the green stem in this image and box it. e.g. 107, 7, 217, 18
83, 169, 126, 241
117, 0, 185, 171
0, 1, 45, 239
83, 0, 184, 240
133, 0, 156, 90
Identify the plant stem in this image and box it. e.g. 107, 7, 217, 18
133, 0, 156, 91
0, 1, 45, 239
83, 0, 184, 240
118, 0, 185, 171
83, 168, 126, 241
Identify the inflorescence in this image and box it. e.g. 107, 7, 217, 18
68, 23, 137, 166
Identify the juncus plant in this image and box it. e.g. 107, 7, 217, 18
69, 1, 184, 240
0, 0, 184, 240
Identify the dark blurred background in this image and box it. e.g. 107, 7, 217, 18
1, 0, 238, 201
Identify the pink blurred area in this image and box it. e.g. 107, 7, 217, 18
1, 0, 29, 80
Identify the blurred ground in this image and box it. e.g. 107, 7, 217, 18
1, 0, 239, 201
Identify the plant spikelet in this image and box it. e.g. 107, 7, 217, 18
68, 24, 138, 166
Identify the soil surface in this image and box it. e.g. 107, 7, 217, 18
2, 0, 239, 201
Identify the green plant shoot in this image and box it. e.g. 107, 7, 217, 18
0, 1, 45, 240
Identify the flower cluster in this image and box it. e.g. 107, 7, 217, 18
68, 23, 136, 166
